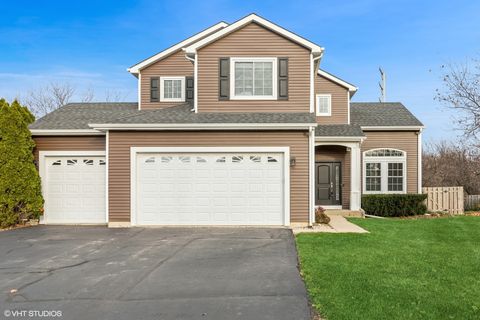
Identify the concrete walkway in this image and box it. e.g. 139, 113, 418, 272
292, 216, 369, 234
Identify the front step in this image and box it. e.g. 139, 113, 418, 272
324, 209, 364, 218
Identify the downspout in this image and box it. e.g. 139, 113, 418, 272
308, 51, 322, 226
310, 51, 323, 113
308, 126, 316, 227
184, 51, 196, 112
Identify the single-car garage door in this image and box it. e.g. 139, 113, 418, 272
44, 156, 106, 224
135, 152, 285, 225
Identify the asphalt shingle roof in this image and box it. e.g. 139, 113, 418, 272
108, 103, 316, 124
30, 102, 316, 129
30, 102, 423, 131
350, 102, 423, 127
315, 124, 364, 137
29, 103, 139, 130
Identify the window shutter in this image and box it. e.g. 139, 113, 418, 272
219, 58, 230, 100
150, 77, 159, 102
278, 58, 288, 100
185, 76, 194, 102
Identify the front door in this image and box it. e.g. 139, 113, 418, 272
316, 162, 342, 206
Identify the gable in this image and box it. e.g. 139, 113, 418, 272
185, 13, 323, 56
198, 22, 311, 54
198, 22, 312, 53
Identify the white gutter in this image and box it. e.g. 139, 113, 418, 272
361, 126, 425, 131
315, 136, 366, 142
89, 123, 318, 131
30, 129, 105, 136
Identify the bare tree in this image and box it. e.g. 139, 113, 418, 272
21, 82, 129, 118
104, 89, 127, 102
22, 82, 75, 117
423, 140, 480, 194
81, 85, 95, 103
435, 58, 480, 140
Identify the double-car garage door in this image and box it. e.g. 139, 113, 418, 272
43, 151, 286, 225
135, 152, 285, 225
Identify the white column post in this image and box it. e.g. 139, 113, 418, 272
350, 143, 361, 211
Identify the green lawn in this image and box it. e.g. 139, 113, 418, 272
296, 217, 480, 320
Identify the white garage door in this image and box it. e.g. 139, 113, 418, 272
44, 156, 106, 224
136, 152, 285, 225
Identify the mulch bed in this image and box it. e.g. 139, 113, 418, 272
0, 221, 38, 232
465, 211, 480, 216
399, 213, 454, 220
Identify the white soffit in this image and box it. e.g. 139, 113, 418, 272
317, 69, 358, 92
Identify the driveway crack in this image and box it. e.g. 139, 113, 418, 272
115, 237, 200, 300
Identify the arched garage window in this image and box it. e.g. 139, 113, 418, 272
363, 148, 406, 194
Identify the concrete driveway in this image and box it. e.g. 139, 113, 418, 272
0, 226, 311, 320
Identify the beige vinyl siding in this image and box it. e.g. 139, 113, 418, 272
315, 75, 349, 124
140, 50, 193, 109
362, 131, 419, 193
315, 146, 351, 209
197, 22, 310, 113
33, 136, 106, 162
108, 131, 309, 223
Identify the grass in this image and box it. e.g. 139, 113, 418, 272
296, 216, 480, 320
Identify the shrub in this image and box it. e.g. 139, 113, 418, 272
361, 194, 427, 217
0, 99, 44, 228
315, 206, 330, 224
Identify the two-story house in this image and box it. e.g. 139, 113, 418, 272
30, 14, 424, 227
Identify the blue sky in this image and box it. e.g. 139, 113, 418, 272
1, 0, 479, 141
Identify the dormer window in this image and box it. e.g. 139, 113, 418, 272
316, 94, 331, 116
160, 76, 185, 102
230, 57, 277, 100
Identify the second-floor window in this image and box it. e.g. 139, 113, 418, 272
230, 57, 277, 100
316, 94, 331, 116
160, 76, 185, 102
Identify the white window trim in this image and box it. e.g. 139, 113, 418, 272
130, 146, 290, 226
160, 76, 185, 102
229, 57, 278, 100
363, 148, 407, 194
316, 94, 332, 116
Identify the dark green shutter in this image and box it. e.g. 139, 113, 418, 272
219, 58, 230, 100
150, 77, 159, 102
278, 58, 288, 100
185, 76, 194, 102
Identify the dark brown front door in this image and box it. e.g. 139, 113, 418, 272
316, 162, 342, 206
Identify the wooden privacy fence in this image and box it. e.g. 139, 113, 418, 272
465, 195, 480, 210
422, 187, 464, 214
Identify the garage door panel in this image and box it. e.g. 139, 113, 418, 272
45, 156, 105, 224
136, 152, 284, 226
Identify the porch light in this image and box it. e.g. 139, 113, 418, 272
290, 157, 296, 167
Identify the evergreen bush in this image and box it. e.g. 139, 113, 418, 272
0, 99, 43, 228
